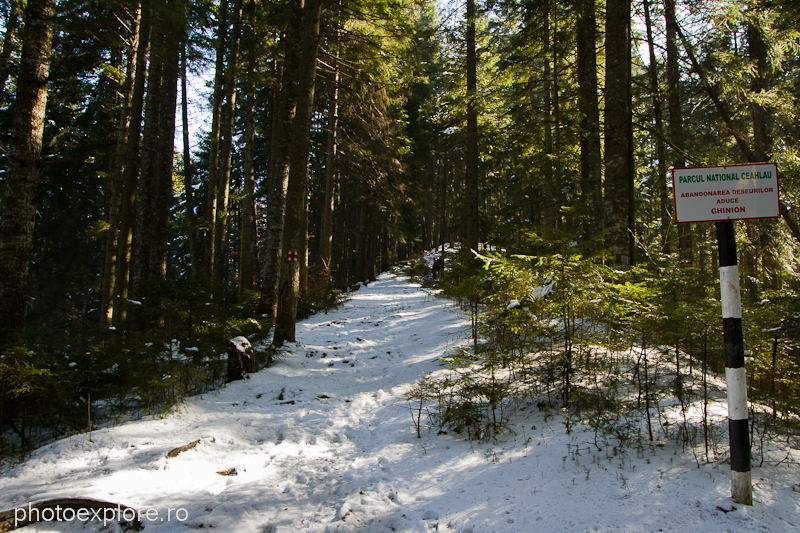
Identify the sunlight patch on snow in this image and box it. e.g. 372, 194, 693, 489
1, 271, 798, 533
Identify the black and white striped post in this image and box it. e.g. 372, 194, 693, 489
674, 162, 778, 506
715, 220, 752, 506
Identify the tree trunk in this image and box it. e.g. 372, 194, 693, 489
300, 192, 309, 294
440, 138, 448, 251
381, 222, 389, 272
542, 1, 555, 229
239, 1, 258, 294
100, 3, 141, 331
150, 2, 181, 284
424, 185, 433, 250
131, 23, 164, 298
356, 194, 367, 283
666, 0, 691, 261
337, 162, 349, 286
258, 0, 304, 319
0, 0, 57, 332
181, 36, 197, 277
748, 23, 770, 163
274, 0, 323, 345
319, 32, 339, 277
603, 0, 632, 267
114, 1, 151, 325
576, 0, 602, 250
551, 6, 562, 231
746, 21, 776, 291
463, 0, 479, 253
0, 0, 22, 104
213, 0, 243, 290
203, 0, 228, 280
643, 0, 669, 254
367, 211, 377, 281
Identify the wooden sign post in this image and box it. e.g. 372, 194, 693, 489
673, 162, 780, 506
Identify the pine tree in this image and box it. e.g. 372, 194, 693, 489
318, 26, 339, 278
603, 0, 633, 267
576, 0, 601, 250
114, 0, 151, 325
274, 0, 324, 345
100, 1, 142, 331
0, 0, 58, 332
0, 0, 23, 104
213, 0, 243, 290
463, 0, 480, 253
203, 0, 228, 280
238, 0, 258, 294
642, 0, 669, 253
258, 0, 305, 319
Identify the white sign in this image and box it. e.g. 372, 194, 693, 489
672, 163, 780, 223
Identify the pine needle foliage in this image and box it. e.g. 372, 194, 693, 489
0, 277, 273, 458
411, 233, 800, 456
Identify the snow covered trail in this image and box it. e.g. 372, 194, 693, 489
1, 272, 799, 532
0, 273, 469, 532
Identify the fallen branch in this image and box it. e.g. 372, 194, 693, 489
166, 438, 201, 458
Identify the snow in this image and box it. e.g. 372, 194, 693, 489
530, 277, 555, 300
229, 336, 253, 354
1, 272, 798, 532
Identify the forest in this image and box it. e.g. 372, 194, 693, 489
0, 0, 799, 476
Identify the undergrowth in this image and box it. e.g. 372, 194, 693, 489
0, 275, 347, 460
406, 234, 800, 466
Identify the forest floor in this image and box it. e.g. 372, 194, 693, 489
0, 272, 798, 532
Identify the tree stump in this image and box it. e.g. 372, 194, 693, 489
432, 258, 444, 278
226, 336, 258, 382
